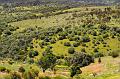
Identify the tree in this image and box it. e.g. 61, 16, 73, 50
70, 66, 82, 77
98, 57, 101, 63
38, 49, 57, 72
67, 53, 94, 77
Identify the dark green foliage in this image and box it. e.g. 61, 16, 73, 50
64, 42, 71, 47
109, 50, 119, 58
0, 66, 6, 72
98, 57, 102, 63
66, 52, 94, 77
70, 66, 82, 77
73, 42, 80, 47
18, 67, 25, 73
81, 36, 90, 42
29, 58, 34, 64
11, 72, 21, 79
81, 48, 86, 52
103, 34, 109, 38
8, 60, 14, 65
94, 52, 104, 58
39, 76, 51, 79
34, 51, 39, 56
38, 49, 57, 72
50, 39, 56, 44
3, 30, 12, 35
91, 31, 97, 36
98, 24, 108, 30
29, 50, 39, 58
82, 43, 86, 47
93, 48, 98, 52
23, 68, 39, 79
66, 53, 94, 67
68, 47, 75, 54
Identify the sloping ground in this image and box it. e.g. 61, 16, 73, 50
0, 57, 120, 79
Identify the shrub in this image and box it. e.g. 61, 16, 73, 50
11, 72, 21, 79
69, 37, 74, 41
0, 66, 6, 72
64, 42, 71, 47
44, 37, 51, 42
29, 50, 39, 58
23, 68, 39, 79
91, 31, 97, 36
68, 47, 75, 54
81, 36, 90, 42
103, 34, 109, 38
94, 52, 104, 58
73, 42, 80, 47
18, 67, 25, 73
74, 36, 80, 41
58, 36, 64, 40
50, 39, 56, 44
81, 48, 86, 52
34, 51, 39, 56
82, 43, 86, 47
109, 51, 119, 58
29, 51, 35, 58
39, 76, 51, 79
38, 51, 57, 72
8, 60, 14, 65
98, 57, 101, 63
93, 48, 98, 52
70, 66, 82, 77
29, 58, 34, 64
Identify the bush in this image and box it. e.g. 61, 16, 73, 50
103, 34, 109, 38
29, 50, 39, 58
94, 52, 104, 58
91, 31, 97, 36
109, 51, 119, 58
39, 76, 51, 79
23, 68, 39, 79
18, 67, 25, 73
29, 58, 34, 64
81, 48, 86, 52
29, 51, 35, 58
81, 36, 90, 42
34, 51, 39, 56
73, 42, 80, 47
64, 42, 71, 47
68, 47, 75, 54
50, 39, 56, 44
93, 48, 98, 52
98, 57, 101, 63
8, 60, 14, 65
59, 36, 65, 40
70, 66, 82, 77
11, 72, 21, 79
0, 66, 6, 72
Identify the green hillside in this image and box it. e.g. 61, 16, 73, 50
0, 1, 120, 79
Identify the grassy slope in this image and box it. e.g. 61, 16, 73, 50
0, 56, 120, 79
1, 6, 120, 79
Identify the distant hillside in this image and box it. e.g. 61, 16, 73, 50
0, 0, 119, 4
